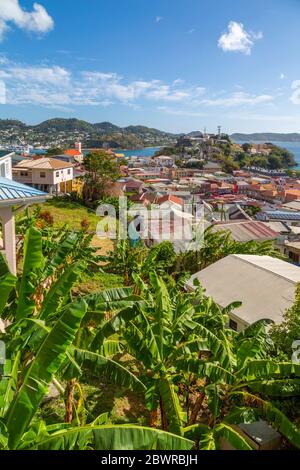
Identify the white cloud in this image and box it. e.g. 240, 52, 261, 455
155, 16, 163, 23
218, 21, 262, 55
0, 0, 54, 41
0, 56, 277, 113
290, 80, 300, 104
280, 73, 286, 80
201, 92, 274, 107
0, 59, 203, 108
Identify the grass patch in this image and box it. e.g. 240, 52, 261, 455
34, 199, 100, 231
74, 270, 124, 294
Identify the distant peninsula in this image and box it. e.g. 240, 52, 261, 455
231, 133, 300, 143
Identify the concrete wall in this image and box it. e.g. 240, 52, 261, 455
31, 167, 73, 185
0, 206, 16, 274
0, 155, 12, 180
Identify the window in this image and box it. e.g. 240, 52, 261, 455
20, 171, 28, 177
40, 172, 46, 178
229, 319, 238, 332
56, 171, 59, 177
67, 169, 71, 175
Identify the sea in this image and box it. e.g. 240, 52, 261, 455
114, 147, 161, 158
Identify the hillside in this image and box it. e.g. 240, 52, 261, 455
0, 119, 26, 130
33, 118, 94, 132
0, 118, 178, 148
231, 132, 300, 142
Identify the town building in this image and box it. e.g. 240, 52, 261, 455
13, 157, 74, 194
212, 220, 278, 243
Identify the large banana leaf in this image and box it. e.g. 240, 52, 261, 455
91, 306, 141, 349
40, 261, 86, 320
159, 377, 185, 436
42, 232, 80, 279
0, 351, 20, 417
16, 227, 44, 320
230, 391, 300, 449
247, 379, 300, 397
193, 324, 231, 369
25, 425, 194, 450
6, 299, 88, 449
175, 358, 235, 385
214, 423, 253, 450
0, 272, 16, 316
0, 252, 9, 277
149, 272, 173, 361
64, 348, 146, 391
237, 361, 300, 381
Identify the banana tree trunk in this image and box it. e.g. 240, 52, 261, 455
65, 379, 76, 424
149, 408, 158, 428
160, 396, 168, 431
188, 392, 205, 426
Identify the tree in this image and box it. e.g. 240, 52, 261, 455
46, 147, 64, 156
242, 143, 251, 153
220, 157, 239, 174
271, 287, 300, 358
176, 226, 281, 276
268, 154, 283, 170
83, 151, 120, 203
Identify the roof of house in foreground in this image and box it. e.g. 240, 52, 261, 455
0, 176, 48, 204
187, 254, 300, 326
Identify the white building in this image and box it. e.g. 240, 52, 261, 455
153, 155, 175, 168
13, 157, 74, 194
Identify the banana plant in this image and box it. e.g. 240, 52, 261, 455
90, 273, 300, 450
88, 272, 239, 437
0, 227, 193, 450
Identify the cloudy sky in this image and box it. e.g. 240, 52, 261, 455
0, 0, 300, 133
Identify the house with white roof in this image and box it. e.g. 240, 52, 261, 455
187, 254, 300, 331
0, 152, 48, 274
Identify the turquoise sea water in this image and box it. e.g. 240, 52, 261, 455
114, 147, 161, 158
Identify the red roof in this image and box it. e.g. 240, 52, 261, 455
64, 149, 81, 156
157, 195, 184, 207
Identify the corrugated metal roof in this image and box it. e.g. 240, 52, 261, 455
213, 221, 277, 242
187, 255, 300, 325
257, 211, 300, 221
0, 177, 47, 201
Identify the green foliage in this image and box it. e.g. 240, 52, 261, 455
83, 151, 120, 202
271, 286, 300, 358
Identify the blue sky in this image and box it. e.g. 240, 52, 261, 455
0, 0, 300, 133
